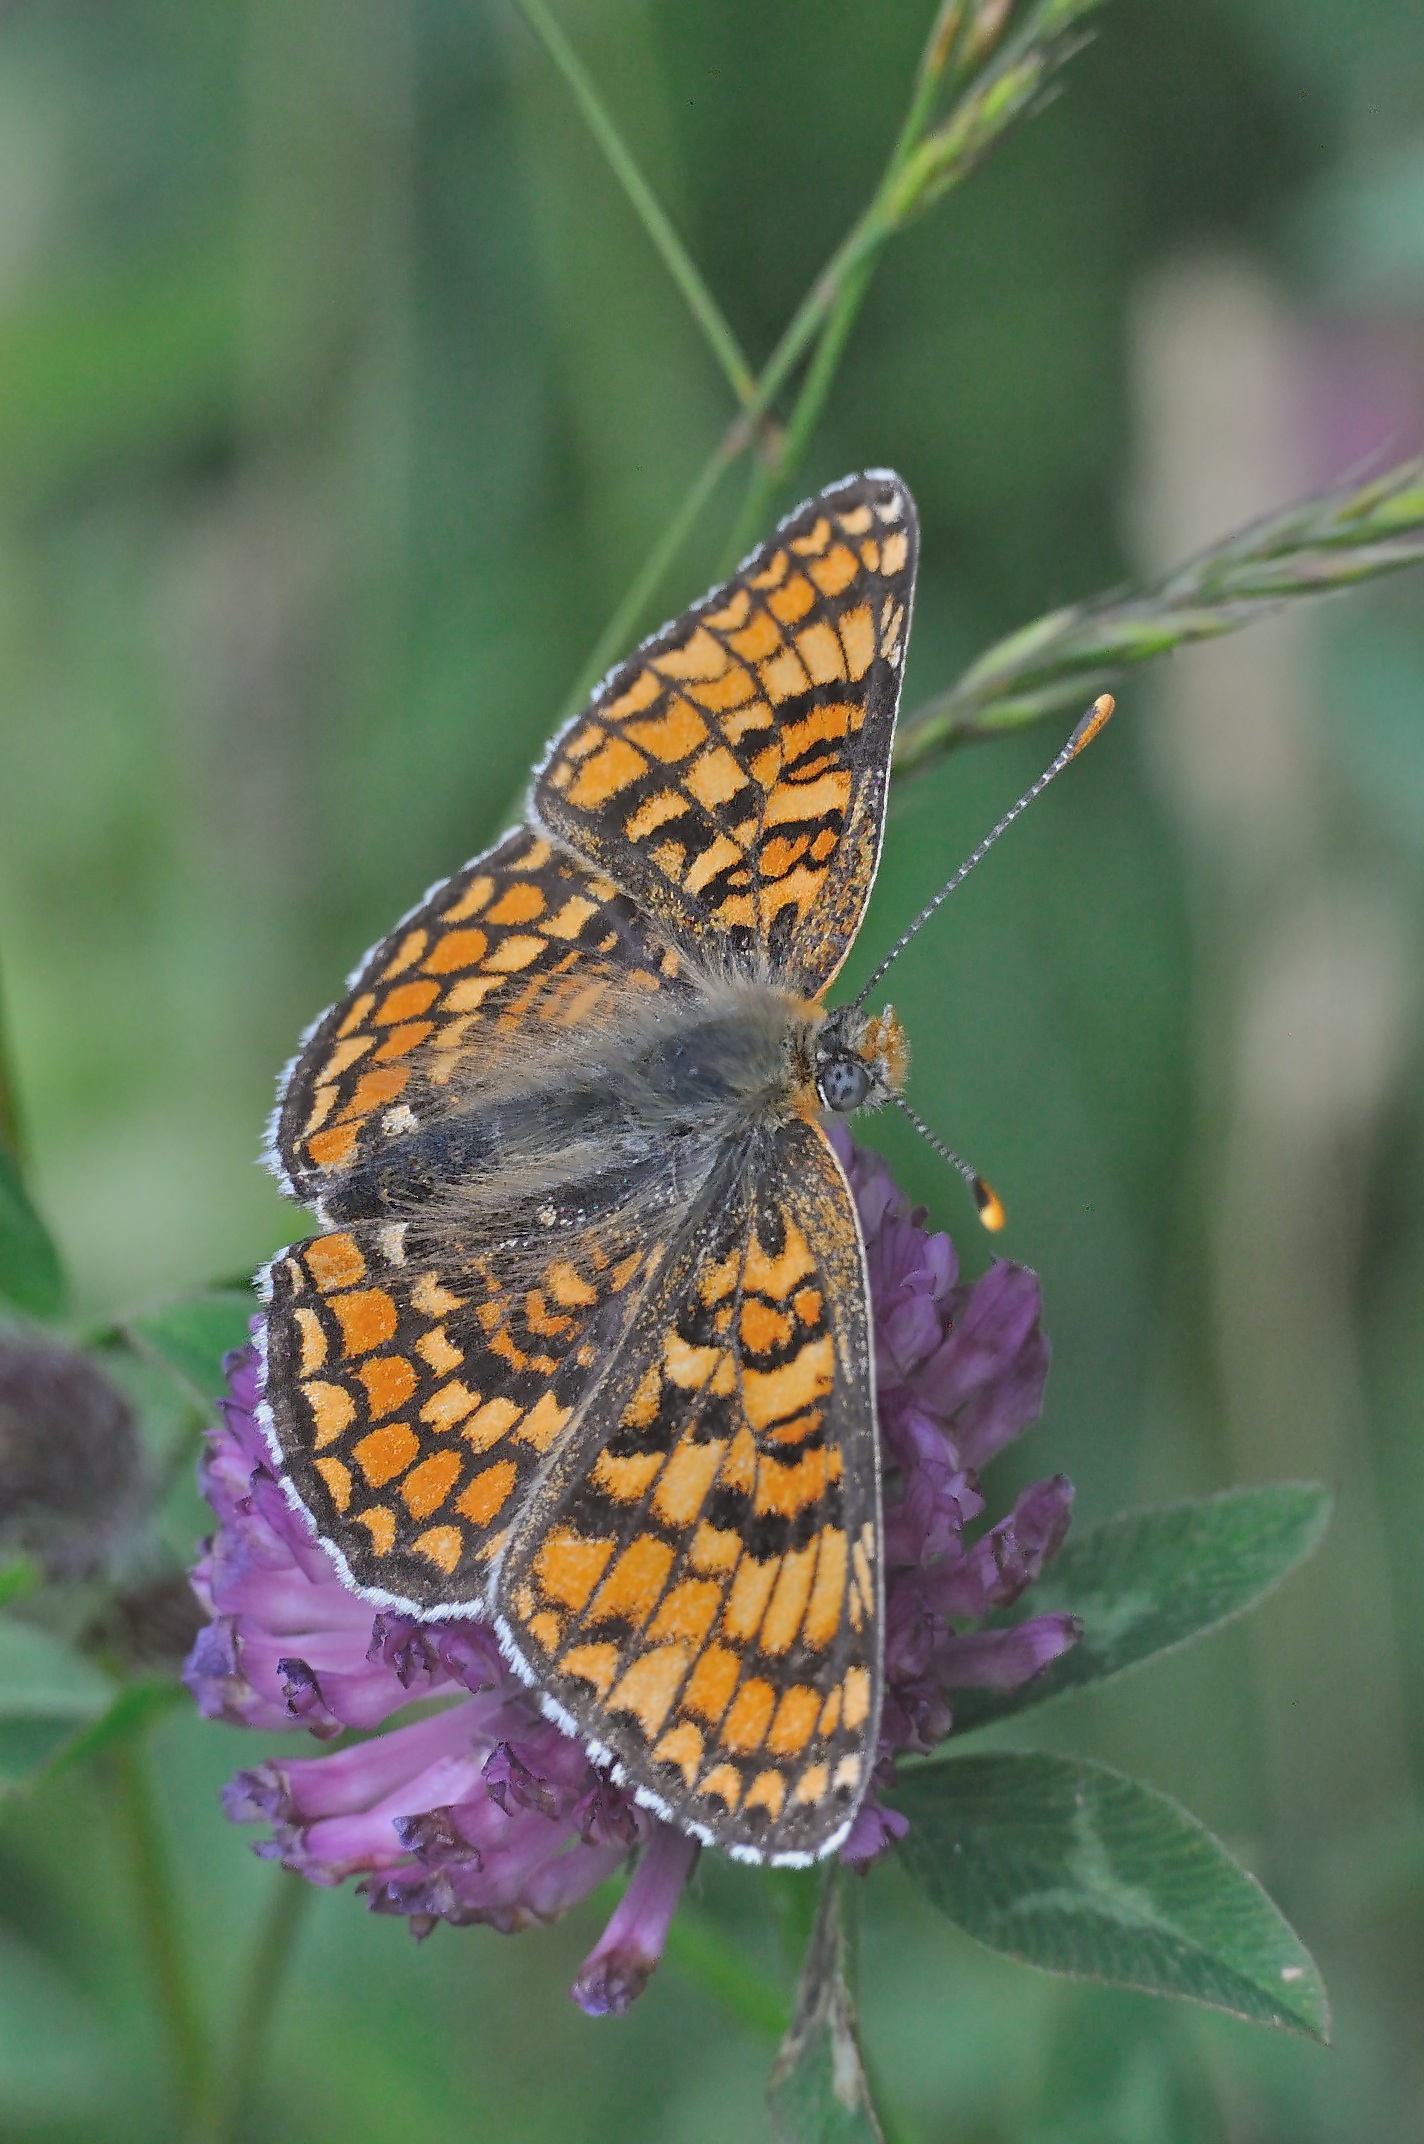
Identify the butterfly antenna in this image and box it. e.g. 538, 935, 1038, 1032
893, 1094, 1005, 1232
855, 693, 1115, 1008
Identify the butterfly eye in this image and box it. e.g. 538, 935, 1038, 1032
817, 1053, 871, 1114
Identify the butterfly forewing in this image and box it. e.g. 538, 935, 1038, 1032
273, 825, 692, 1210
533, 471, 917, 996
495, 1118, 881, 1864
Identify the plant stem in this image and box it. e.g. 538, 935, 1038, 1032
562, 425, 742, 709
111, 1738, 210, 2127
564, 199, 889, 707
735, 0, 973, 557
510, 0, 755, 406
721, 1, 1102, 562
893, 0, 971, 163
199, 1874, 313, 2144
566, 199, 899, 703
563, 0, 1103, 702
894, 453, 1424, 772
721, 249, 877, 567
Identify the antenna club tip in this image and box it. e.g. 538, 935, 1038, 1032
973, 1177, 1006, 1232
1068, 693, 1115, 758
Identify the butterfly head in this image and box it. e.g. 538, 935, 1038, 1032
812, 1003, 909, 1116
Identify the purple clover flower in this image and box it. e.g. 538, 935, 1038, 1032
185, 1135, 1077, 2010
824, 1125, 1078, 1864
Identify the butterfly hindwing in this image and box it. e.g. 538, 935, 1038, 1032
495, 1117, 880, 1863
260, 1200, 677, 1610
533, 471, 917, 996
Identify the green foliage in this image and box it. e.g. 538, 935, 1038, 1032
954, 1484, 1333, 1732
564, 0, 1114, 691
768, 1877, 884, 2144
0, 1560, 38, 1610
0, 1144, 65, 1319
40, 1675, 188, 1781
116, 1290, 255, 1404
0, 1614, 113, 1793
0, 1922, 116, 2125
0, 244, 239, 503
665, 1907, 792, 2040
892, 1754, 1329, 2040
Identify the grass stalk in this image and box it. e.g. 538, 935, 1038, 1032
511, 0, 755, 405
895, 456, 1424, 771
111, 1739, 210, 2129
199, 1874, 313, 2144
568, 0, 1107, 692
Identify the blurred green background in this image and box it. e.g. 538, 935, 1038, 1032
1, 0, 1423, 2137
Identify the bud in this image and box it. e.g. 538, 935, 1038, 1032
0, 1340, 142, 1577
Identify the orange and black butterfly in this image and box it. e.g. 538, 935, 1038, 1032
259, 472, 919, 1865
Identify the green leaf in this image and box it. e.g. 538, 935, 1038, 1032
953, 1485, 1332, 1734
0, 1615, 114, 1794
0, 1923, 117, 2119
767, 1876, 884, 2144
666, 1909, 791, 2039
0, 1145, 65, 1319
0, 1616, 113, 1719
0, 1561, 39, 1611
120, 1289, 255, 1404
0, 1717, 92, 1790
892, 1753, 1329, 2040
39, 1675, 187, 1782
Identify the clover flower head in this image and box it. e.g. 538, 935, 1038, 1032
186, 1136, 1077, 2008
0, 1337, 143, 1578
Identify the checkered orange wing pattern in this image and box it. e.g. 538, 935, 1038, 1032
258, 472, 921, 1861
495, 1118, 879, 1863
261, 1204, 671, 1608
533, 471, 917, 996
272, 826, 690, 1210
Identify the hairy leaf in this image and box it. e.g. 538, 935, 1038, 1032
768, 1876, 884, 2143
954, 1486, 1331, 1734
893, 1753, 1329, 2039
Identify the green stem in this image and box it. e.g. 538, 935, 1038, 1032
891, 0, 971, 165
562, 0, 1099, 701
201, 1874, 312, 2144
721, 249, 878, 567
563, 426, 742, 710
738, 201, 893, 428
111, 1739, 210, 2125
723, 3, 1058, 561
511, 0, 755, 406
564, 197, 887, 706
658, 3, 983, 579
565, 199, 894, 702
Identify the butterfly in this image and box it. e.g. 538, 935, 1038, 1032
258, 470, 921, 1866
